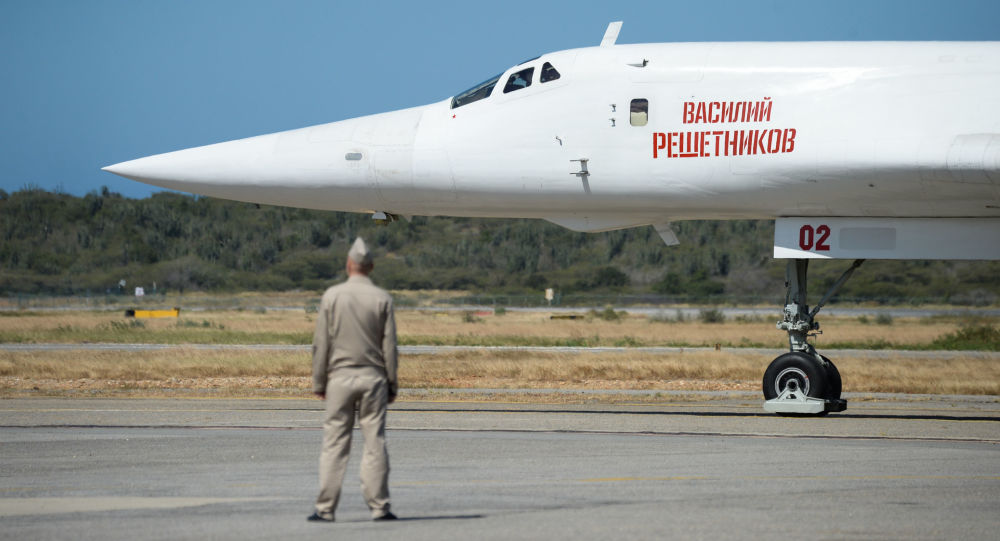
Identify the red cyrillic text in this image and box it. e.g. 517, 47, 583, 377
682, 98, 773, 124
653, 128, 797, 159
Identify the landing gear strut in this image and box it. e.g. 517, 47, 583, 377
763, 258, 863, 415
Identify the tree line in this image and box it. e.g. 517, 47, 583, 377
1, 187, 997, 305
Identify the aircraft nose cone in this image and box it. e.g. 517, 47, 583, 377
101, 157, 185, 185
102, 104, 430, 212
101, 121, 377, 209
100, 163, 125, 175
102, 132, 282, 189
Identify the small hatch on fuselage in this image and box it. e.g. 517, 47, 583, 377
630, 99, 648, 126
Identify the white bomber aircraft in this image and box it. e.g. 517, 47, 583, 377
105, 22, 1000, 415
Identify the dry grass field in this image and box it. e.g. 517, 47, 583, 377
2, 347, 997, 399
0, 307, 996, 399
397, 310, 977, 349
0, 308, 985, 349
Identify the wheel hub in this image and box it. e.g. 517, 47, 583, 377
774, 367, 810, 397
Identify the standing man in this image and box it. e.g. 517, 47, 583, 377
308, 237, 398, 522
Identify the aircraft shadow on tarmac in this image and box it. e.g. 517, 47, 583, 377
836, 413, 1000, 422
398, 407, 1000, 423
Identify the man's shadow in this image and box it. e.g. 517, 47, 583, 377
346, 514, 483, 523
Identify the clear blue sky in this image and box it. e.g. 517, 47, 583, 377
2, 0, 998, 199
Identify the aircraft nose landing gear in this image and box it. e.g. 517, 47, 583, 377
762, 351, 842, 415
763, 259, 861, 416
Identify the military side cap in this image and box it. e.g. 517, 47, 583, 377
348, 237, 373, 265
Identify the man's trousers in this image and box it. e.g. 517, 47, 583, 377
314, 366, 391, 519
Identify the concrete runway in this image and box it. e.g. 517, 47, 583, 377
2, 395, 998, 540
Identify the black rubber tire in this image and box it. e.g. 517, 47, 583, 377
820, 355, 842, 401
762, 352, 828, 401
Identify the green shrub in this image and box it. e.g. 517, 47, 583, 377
590, 307, 624, 321
875, 313, 893, 325
931, 325, 1000, 351
107, 319, 145, 330
698, 308, 725, 324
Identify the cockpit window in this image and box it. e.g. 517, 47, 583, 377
503, 67, 534, 93
451, 73, 502, 109
540, 62, 560, 83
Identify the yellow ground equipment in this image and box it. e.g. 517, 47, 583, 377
124, 308, 181, 318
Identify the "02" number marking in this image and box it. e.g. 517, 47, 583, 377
798, 224, 831, 251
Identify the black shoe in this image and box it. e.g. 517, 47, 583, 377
307, 512, 334, 522
373, 511, 398, 521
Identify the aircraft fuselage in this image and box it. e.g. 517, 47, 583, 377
106, 41, 1000, 235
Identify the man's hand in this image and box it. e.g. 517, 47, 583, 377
314, 392, 325, 400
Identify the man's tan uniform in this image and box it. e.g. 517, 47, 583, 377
312, 242, 398, 521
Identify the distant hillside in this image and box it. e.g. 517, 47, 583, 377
1, 187, 997, 305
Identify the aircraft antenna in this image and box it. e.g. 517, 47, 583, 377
600, 21, 622, 47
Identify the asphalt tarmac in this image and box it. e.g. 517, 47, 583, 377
1, 395, 998, 540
